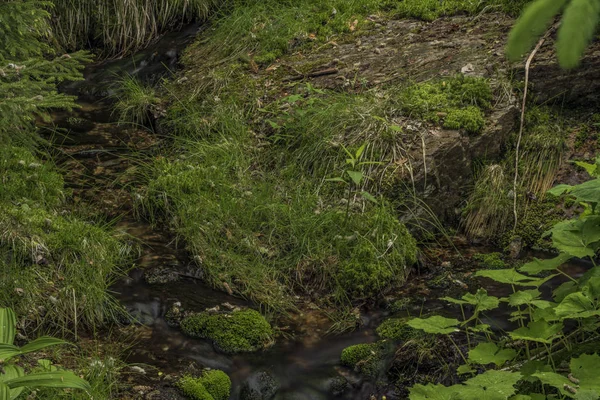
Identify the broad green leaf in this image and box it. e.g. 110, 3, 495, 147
556, 0, 600, 69
19, 336, 69, 354
549, 217, 600, 258
476, 269, 539, 286
407, 316, 460, 335
510, 320, 563, 344
346, 170, 363, 186
519, 360, 553, 380
532, 306, 558, 322
468, 342, 517, 366
409, 383, 458, 400
519, 254, 572, 275
0, 344, 22, 362
462, 370, 522, 400
570, 353, 600, 390
0, 308, 16, 345
548, 183, 573, 197
0, 383, 10, 400
556, 278, 600, 319
462, 289, 500, 312
440, 296, 468, 306
507, 289, 541, 307
533, 372, 575, 397
360, 191, 378, 204
553, 281, 578, 302
5, 371, 91, 393
510, 396, 546, 400
0, 365, 24, 400
506, 0, 568, 61
570, 179, 600, 204
575, 161, 598, 177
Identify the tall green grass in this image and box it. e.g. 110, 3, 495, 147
50, 0, 221, 55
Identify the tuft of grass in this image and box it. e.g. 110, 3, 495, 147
51, 0, 220, 56
111, 74, 160, 126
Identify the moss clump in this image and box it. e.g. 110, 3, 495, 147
472, 252, 507, 269
178, 371, 231, 400
340, 342, 386, 377
376, 318, 415, 341
180, 309, 274, 353
400, 75, 492, 134
503, 197, 561, 249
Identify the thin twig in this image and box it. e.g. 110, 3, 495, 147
513, 24, 558, 232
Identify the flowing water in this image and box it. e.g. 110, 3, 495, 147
46, 25, 595, 400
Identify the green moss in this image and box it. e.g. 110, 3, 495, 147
399, 76, 492, 134
340, 342, 386, 377
443, 106, 485, 134
472, 252, 507, 269
376, 317, 415, 341
505, 197, 561, 249
178, 376, 215, 400
180, 309, 274, 353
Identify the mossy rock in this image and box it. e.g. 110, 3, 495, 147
180, 309, 274, 353
340, 342, 387, 378
376, 317, 415, 341
177, 370, 231, 400
472, 252, 507, 269
240, 371, 279, 400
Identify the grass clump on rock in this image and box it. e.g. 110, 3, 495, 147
180, 309, 274, 353
178, 370, 231, 400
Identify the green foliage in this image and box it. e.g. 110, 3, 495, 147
400, 76, 492, 134
0, 0, 91, 146
406, 156, 600, 398
391, 0, 529, 21
507, 0, 600, 69
180, 309, 274, 353
141, 135, 417, 308
50, 0, 219, 55
340, 342, 386, 377
111, 74, 160, 125
177, 370, 231, 400
0, 307, 91, 398
0, 147, 132, 331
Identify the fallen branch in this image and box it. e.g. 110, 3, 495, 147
283, 67, 338, 82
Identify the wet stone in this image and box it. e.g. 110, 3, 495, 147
240, 371, 279, 400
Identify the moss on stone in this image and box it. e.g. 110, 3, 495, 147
399, 75, 492, 134
178, 376, 215, 400
177, 370, 231, 400
180, 309, 274, 353
340, 342, 386, 377
472, 252, 507, 269
376, 317, 415, 341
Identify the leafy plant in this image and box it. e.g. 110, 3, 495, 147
327, 143, 381, 221
507, 0, 600, 69
0, 307, 91, 399
405, 159, 600, 398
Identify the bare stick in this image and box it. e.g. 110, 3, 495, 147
513, 25, 557, 232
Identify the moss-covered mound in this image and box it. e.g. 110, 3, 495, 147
178, 370, 231, 400
376, 317, 416, 341
340, 342, 387, 377
180, 309, 274, 353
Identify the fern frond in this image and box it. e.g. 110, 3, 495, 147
506, 0, 568, 61
556, 0, 600, 69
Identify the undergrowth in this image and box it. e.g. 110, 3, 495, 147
0, 146, 132, 334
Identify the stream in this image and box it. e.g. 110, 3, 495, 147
45, 25, 594, 400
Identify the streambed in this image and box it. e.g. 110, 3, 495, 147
46, 25, 593, 400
